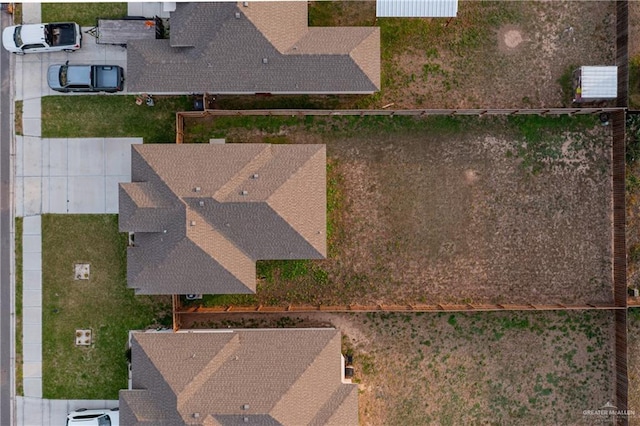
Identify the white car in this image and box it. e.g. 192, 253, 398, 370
66, 408, 119, 426
2, 22, 81, 54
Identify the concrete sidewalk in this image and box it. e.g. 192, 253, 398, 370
16, 397, 118, 426
21, 216, 41, 399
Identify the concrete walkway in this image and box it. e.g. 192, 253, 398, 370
21, 216, 41, 399
16, 397, 118, 426
128, 2, 171, 18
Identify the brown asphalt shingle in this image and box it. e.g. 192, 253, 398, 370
119, 144, 326, 295
126, 2, 380, 94
119, 329, 358, 426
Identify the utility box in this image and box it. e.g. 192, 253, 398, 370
573, 66, 617, 103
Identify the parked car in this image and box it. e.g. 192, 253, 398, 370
47, 62, 124, 93
2, 22, 81, 54
66, 408, 119, 426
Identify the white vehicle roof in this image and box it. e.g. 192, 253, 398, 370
1, 27, 16, 50
17, 24, 47, 45
67, 408, 119, 426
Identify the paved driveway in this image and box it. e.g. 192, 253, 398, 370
15, 137, 142, 216
14, 24, 137, 217
15, 30, 128, 105
17, 397, 119, 426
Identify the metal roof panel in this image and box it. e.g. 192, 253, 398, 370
376, 0, 458, 17
581, 66, 617, 99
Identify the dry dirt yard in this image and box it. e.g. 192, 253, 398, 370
325, 118, 613, 306
308, 1, 616, 109
180, 310, 616, 425
193, 115, 614, 306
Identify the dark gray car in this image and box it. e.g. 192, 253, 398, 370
47, 62, 124, 93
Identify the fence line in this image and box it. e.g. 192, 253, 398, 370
173, 101, 631, 419
617, 0, 629, 108
175, 302, 623, 315
175, 107, 625, 143
612, 109, 629, 423
172, 294, 180, 332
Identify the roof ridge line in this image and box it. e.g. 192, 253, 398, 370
177, 333, 241, 413
214, 145, 273, 201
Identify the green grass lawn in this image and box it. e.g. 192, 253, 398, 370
15, 101, 22, 136
41, 3, 127, 27
14, 217, 23, 396
41, 215, 171, 399
41, 96, 192, 142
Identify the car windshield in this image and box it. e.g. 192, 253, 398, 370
59, 66, 68, 86
97, 415, 111, 426
13, 26, 22, 47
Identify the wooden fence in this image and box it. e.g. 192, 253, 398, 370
175, 107, 624, 143
172, 74, 633, 420
617, 0, 629, 108
613, 109, 629, 424
174, 302, 622, 319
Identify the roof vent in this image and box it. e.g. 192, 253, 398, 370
244, 418, 249, 423
190, 221, 196, 226
262, 58, 268, 64
235, 12, 240, 19
198, 201, 205, 207
193, 413, 200, 419
251, 173, 259, 179
242, 404, 250, 410
241, 190, 248, 196
243, 1, 249, 6
194, 186, 201, 192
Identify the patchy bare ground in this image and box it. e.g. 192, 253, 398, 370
328, 124, 612, 306
306, 1, 615, 109
630, 2, 640, 59
194, 116, 614, 306
179, 310, 616, 425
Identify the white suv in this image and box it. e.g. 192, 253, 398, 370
66, 408, 119, 426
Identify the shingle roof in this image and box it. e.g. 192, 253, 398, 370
119, 144, 326, 295
119, 329, 358, 426
126, 2, 380, 94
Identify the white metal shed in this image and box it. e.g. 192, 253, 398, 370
376, 0, 458, 18
576, 66, 618, 101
